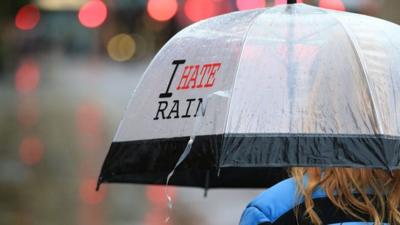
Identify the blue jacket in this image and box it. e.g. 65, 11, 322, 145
239, 178, 388, 225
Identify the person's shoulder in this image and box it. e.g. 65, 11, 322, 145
239, 178, 298, 225
250, 178, 298, 220
239, 177, 327, 225
250, 177, 297, 206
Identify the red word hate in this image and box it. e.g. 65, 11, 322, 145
176, 63, 221, 90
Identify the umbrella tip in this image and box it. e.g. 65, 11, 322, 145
203, 170, 210, 198
96, 178, 102, 191
203, 188, 208, 197
287, 0, 296, 4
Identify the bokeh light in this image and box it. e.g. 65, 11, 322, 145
19, 136, 44, 166
144, 209, 169, 225
184, 0, 218, 22
319, 0, 346, 11
76, 103, 103, 135
76, 102, 103, 151
15, 59, 41, 94
236, 0, 266, 11
15, 4, 41, 30
107, 33, 136, 62
79, 178, 107, 205
274, 0, 285, 5
78, 0, 108, 28
146, 186, 176, 207
147, 0, 178, 22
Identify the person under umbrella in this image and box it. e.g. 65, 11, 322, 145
240, 167, 400, 225
98, 0, 400, 224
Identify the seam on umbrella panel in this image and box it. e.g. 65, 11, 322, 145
369, 20, 400, 134
328, 13, 384, 135
219, 9, 271, 167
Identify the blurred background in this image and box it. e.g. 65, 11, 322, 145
0, 0, 399, 225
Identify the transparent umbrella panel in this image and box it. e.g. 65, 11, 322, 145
98, 4, 400, 189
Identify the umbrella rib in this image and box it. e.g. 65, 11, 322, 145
329, 13, 384, 135
222, 10, 270, 133
370, 23, 400, 134
220, 9, 274, 166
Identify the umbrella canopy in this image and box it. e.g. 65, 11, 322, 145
98, 3, 400, 189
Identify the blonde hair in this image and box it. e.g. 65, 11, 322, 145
291, 167, 400, 225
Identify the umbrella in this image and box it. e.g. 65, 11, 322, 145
98, 1, 400, 190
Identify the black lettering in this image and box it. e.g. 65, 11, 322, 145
194, 98, 206, 117
153, 101, 168, 120
182, 98, 195, 118
159, 60, 186, 98
166, 100, 180, 119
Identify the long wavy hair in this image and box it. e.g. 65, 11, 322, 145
291, 167, 400, 225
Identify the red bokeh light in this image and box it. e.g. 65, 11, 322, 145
236, 0, 266, 11
146, 186, 176, 207
78, 0, 108, 28
19, 136, 44, 166
76, 103, 102, 134
80, 134, 102, 151
319, 0, 345, 11
76, 103, 103, 151
144, 209, 168, 225
15, 4, 40, 30
147, 0, 178, 22
274, 0, 286, 5
15, 59, 40, 94
79, 178, 107, 205
184, 0, 218, 22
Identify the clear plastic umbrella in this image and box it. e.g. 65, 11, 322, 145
98, 2, 400, 190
